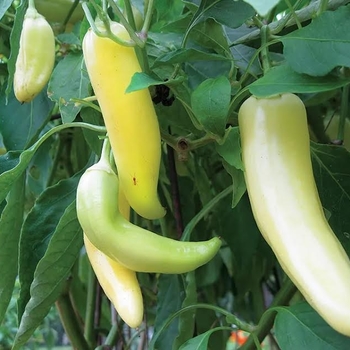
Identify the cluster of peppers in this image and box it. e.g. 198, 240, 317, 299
14, 0, 350, 337
78, 18, 222, 327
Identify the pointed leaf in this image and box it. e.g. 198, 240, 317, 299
0, 175, 25, 324
275, 302, 350, 350
173, 272, 197, 349
179, 327, 226, 349
0, 89, 53, 151
311, 143, 350, 254
153, 275, 185, 349
282, 6, 350, 76
48, 53, 90, 123
195, 0, 255, 29
248, 64, 350, 97
18, 175, 80, 320
12, 201, 83, 350
191, 76, 231, 139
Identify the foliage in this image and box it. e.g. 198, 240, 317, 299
1, 0, 350, 349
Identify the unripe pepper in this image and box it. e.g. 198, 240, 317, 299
14, 6, 55, 103
84, 187, 143, 329
82, 21, 165, 220
76, 141, 221, 274
239, 93, 350, 336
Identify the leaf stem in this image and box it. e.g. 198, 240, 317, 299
181, 184, 233, 241
106, 0, 145, 47
284, 0, 302, 29
260, 26, 272, 74
63, 0, 80, 26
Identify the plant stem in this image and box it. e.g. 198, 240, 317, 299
166, 136, 184, 239
56, 293, 91, 350
260, 26, 272, 74
84, 264, 97, 347
63, 0, 80, 25
338, 84, 349, 141
317, 0, 330, 15
232, 0, 350, 45
240, 279, 297, 350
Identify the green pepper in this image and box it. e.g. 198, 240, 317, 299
13, 5, 55, 103
76, 140, 221, 274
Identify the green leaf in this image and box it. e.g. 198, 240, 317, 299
222, 162, 246, 208
194, 0, 255, 29
17, 175, 80, 321
282, 6, 350, 76
248, 64, 350, 97
125, 72, 183, 93
0, 90, 53, 151
0, 150, 37, 204
0, 174, 25, 324
242, 0, 280, 16
153, 47, 229, 67
27, 138, 55, 196
275, 302, 350, 349
173, 272, 197, 349
195, 308, 228, 349
179, 327, 226, 349
216, 127, 244, 170
189, 19, 231, 55
12, 201, 83, 350
48, 53, 90, 123
231, 44, 261, 77
191, 76, 231, 139
153, 275, 185, 349
217, 193, 275, 300
185, 60, 232, 90
311, 143, 350, 254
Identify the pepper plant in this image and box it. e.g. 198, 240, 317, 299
1, 0, 350, 349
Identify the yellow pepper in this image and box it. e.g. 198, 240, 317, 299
83, 188, 143, 329
239, 93, 350, 336
82, 21, 165, 220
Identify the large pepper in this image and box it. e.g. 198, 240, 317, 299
238, 93, 350, 336
76, 140, 221, 274
83, 188, 143, 329
82, 21, 165, 220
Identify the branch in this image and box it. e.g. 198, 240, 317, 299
232, 0, 350, 45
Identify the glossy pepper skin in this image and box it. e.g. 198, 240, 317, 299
14, 7, 55, 103
84, 236, 143, 328
82, 21, 165, 220
76, 148, 221, 274
239, 93, 350, 336
84, 187, 143, 329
